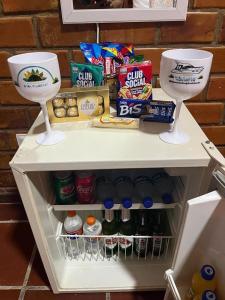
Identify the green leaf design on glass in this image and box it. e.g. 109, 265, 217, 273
52, 77, 59, 84
23, 69, 47, 82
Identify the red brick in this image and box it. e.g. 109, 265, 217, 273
202, 126, 225, 145
0, 81, 36, 105
100, 23, 156, 45
0, 131, 25, 151
0, 52, 11, 78
220, 16, 225, 42
38, 15, 96, 47
72, 50, 86, 63
27, 107, 41, 126
202, 47, 225, 73
0, 17, 35, 47
2, 0, 58, 13
161, 12, 217, 43
218, 146, 225, 157
135, 48, 167, 75
0, 108, 29, 129
61, 79, 72, 88
194, 0, 225, 8
0, 152, 14, 169
0, 171, 16, 187
207, 76, 225, 101
186, 103, 224, 124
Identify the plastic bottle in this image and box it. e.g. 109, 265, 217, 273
96, 176, 115, 208
186, 265, 217, 299
193, 290, 217, 300
63, 211, 83, 257
134, 176, 155, 208
134, 210, 150, 257
152, 172, 173, 204
102, 210, 119, 257
83, 215, 102, 254
119, 208, 135, 256
115, 176, 133, 209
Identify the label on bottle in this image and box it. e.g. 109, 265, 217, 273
119, 234, 133, 249
104, 234, 118, 249
66, 227, 83, 240
135, 236, 147, 254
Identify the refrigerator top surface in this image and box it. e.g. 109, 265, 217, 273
11, 89, 210, 172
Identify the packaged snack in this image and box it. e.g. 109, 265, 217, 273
106, 77, 118, 100
47, 86, 110, 123
80, 42, 134, 78
70, 62, 104, 87
129, 55, 144, 64
116, 99, 149, 118
118, 61, 152, 100
141, 100, 176, 123
92, 114, 139, 129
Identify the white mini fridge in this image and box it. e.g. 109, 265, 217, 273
10, 89, 225, 298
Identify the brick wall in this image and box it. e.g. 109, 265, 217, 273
0, 0, 225, 202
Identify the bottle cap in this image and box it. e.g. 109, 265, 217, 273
103, 198, 114, 209
202, 290, 217, 300
122, 198, 132, 209
86, 215, 96, 226
162, 193, 173, 204
143, 197, 153, 208
201, 265, 215, 281
67, 211, 76, 217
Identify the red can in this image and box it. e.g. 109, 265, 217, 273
75, 172, 95, 204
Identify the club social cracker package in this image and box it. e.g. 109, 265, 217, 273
70, 62, 104, 87
118, 61, 152, 100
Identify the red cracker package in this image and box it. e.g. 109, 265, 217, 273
118, 61, 153, 100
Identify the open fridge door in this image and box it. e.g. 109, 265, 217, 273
164, 166, 225, 300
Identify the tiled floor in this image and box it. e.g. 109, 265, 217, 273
0, 202, 165, 300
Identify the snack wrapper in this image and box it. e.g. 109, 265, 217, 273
141, 100, 176, 123
92, 114, 139, 129
70, 62, 104, 87
116, 99, 149, 118
80, 42, 134, 78
118, 61, 152, 100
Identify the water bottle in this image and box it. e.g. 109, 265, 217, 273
134, 176, 155, 208
114, 176, 133, 208
83, 215, 102, 254
64, 211, 83, 258
96, 176, 115, 208
152, 172, 173, 204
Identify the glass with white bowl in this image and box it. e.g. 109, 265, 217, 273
159, 49, 213, 144
8, 52, 65, 145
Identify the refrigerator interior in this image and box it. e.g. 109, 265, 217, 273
24, 167, 193, 292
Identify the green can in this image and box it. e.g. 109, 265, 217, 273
53, 171, 76, 204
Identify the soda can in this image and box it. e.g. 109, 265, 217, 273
53, 171, 76, 204
75, 171, 95, 204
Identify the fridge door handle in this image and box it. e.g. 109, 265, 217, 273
202, 140, 225, 167
164, 269, 181, 300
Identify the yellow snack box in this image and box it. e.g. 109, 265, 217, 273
47, 86, 110, 123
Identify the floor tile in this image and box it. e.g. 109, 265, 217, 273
110, 291, 165, 300
24, 290, 106, 299
0, 203, 27, 221
28, 252, 49, 286
0, 290, 20, 299
0, 223, 34, 285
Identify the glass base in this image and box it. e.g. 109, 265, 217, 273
159, 130, 189, 145
36, 130, 65, 145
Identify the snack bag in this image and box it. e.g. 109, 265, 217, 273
70, 62, 104, 87
118, 61, 152, 100
80, 42, 134, 78
141, 100, 176, 123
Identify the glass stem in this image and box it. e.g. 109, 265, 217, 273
41, 102, 52, 136
170, 101, 182, 133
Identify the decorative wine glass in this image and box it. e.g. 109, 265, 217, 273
8, 52, 65, 145
159, 49, 213, 144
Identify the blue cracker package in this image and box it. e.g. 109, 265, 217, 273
142, 100, 176, 123
116, 99, 149, 118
